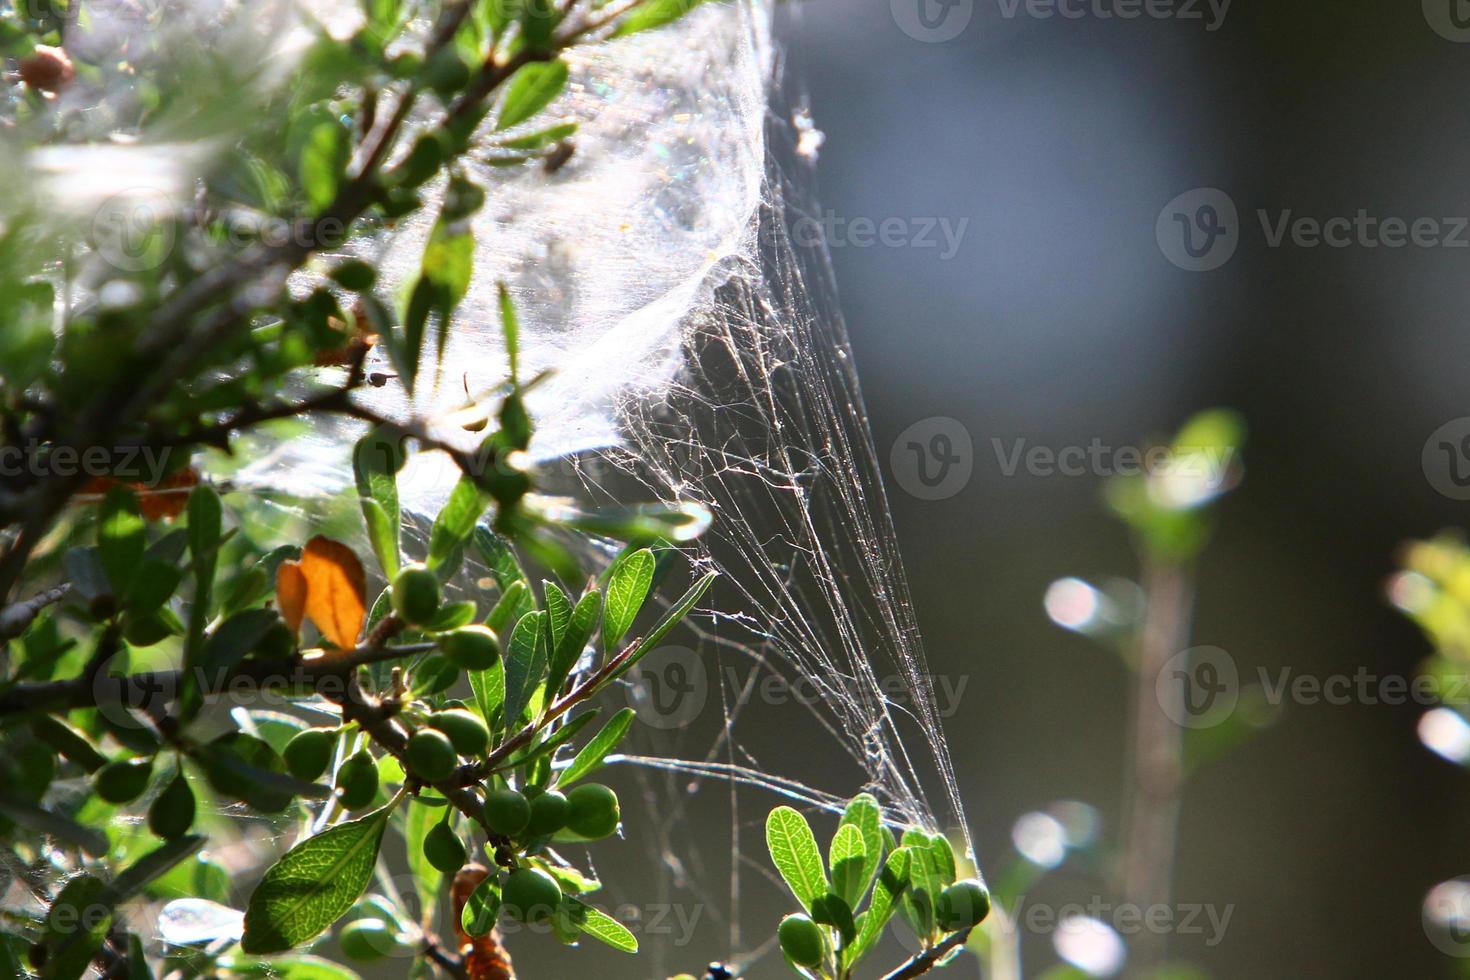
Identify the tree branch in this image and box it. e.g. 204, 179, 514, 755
0, 584, 70, 642
880, 929, 973, 980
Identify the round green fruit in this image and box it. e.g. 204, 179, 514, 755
339, 919, 400, 962
936, 878, 991, 932
94, 758, 153, 804
430, 709, 490, 757
283, 728, 335, 782
778, 913, 826, 969
148, 772, 195, 839
423, 821, 467, 873
523, 789, 568, 838
564, 783, 620, 840
483, 788, 532, 837
502, 868, 562, 924
336, 750, 379, 810
391, 563, 441, 626
406, 729, 457, 782
439, 625, 500, 671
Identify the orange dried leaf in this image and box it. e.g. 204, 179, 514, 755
299, 536, 367, 649
134, 467, 199, 521
276, 561, 308, 634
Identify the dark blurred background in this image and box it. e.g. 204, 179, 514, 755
776, 0, 1470, 975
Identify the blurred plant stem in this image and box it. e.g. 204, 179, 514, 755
1121, 555, 1195, 973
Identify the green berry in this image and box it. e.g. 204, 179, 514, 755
423, 820, 467, 873
148, 771, 195, 839
523, 789, 568, 838
391, 563, 441, 626
778, 913, 826, 969
336, 750, 379, 810
564, 783, 620, 840
283, 728, 335, 782
484, 788, 532, 837
439, 625, 500, 671
430, 709, 490, 757
94, 758, 153, 804
406, 728, 457, 782
936, 878, 991, 932
339, 919, 400, 961
502, 868, 562, 924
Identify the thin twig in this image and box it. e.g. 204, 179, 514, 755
0, 584, 70, 641
880, 929, 973, 980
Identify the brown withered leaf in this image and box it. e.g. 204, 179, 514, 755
298, 536, 366, 650
80, 468, 200, 521
452, 864, 515, 980
275, 561, 308, 634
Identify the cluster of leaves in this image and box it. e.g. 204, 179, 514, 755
0, 1, 727, 977
763, 796, 989, 979
1, 386, 715, 980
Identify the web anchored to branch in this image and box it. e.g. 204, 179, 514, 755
249, 0, 975, 973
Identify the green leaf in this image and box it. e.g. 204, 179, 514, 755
497, 283, 521, 385
126, 933, 154, 980
556, 707, 633, 788
473, 527, 530, 594
544, 581, 571, 657
428, 476, 487, 578
605, 571, 714, 680
404, 793, 444, 917
567, 899, 638, 953
546, 588, 600, 699
848, 847, 911, 967
353, 430, 403, 578
502, 611, 547, 728
423, 206, 475, 314
470, 658, 506, 734
498, 121, 578, 151
299, 120, 350, 215
99, 487, 145, 597
126, 559, 182, 618
39, 873, 111, 980
502, 708, 598, 770
614, 0, 713, 37
460, 875, 501, 937
766, 806, 829, 913
829, 824, 868, 910
898, 833, 942, 940
111, 835, 208, 902
200, 609, 279, 677
240, 805, 393, 954
602, 548, 655, 650
839, 794, 884, 904
487, 580, 534, 633
496, 60, 569, 131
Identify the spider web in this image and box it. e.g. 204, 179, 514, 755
234, 0, 974, 972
